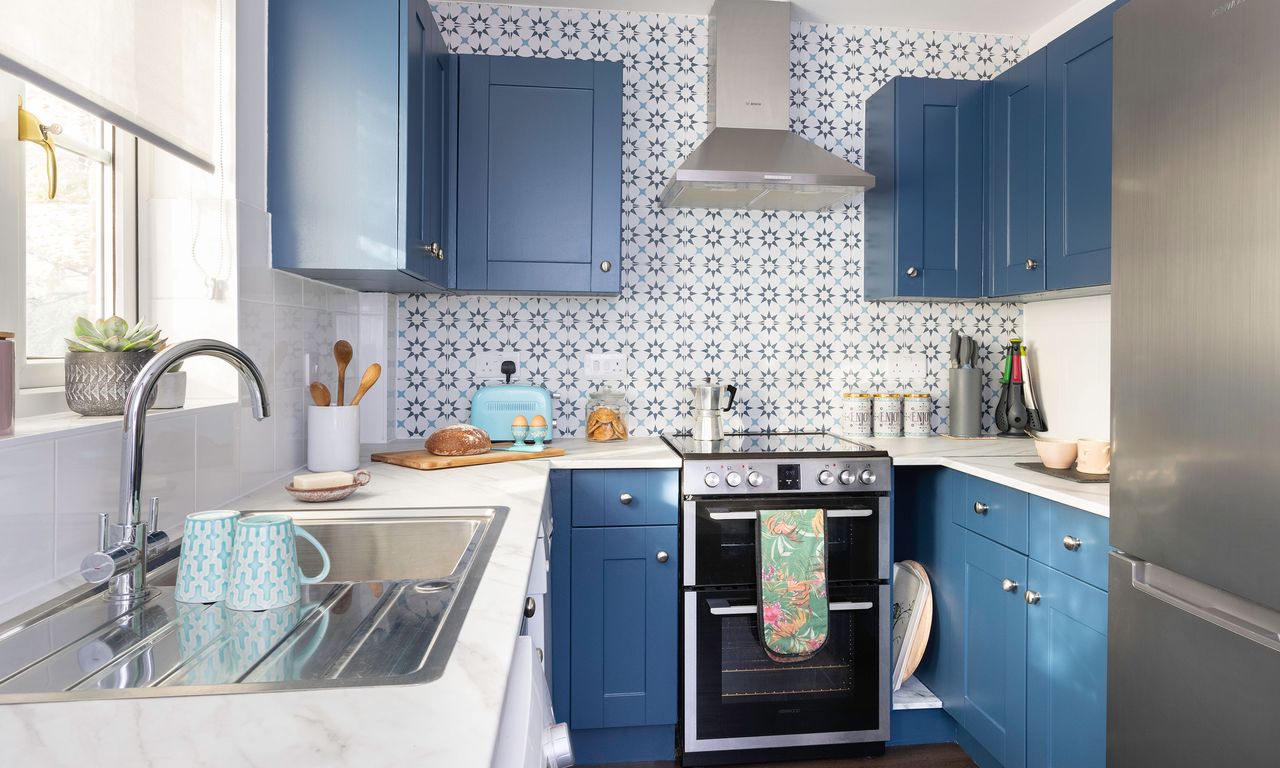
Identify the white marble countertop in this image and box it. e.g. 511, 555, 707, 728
0, 438, 678, 768
862, 436, 1110, 518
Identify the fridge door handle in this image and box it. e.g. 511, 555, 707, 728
1121, 554, 1280, 653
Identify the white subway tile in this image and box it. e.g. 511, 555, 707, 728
273, 386, 307, 474
272, 271, 304, 307
196, 406, 240, 511
239, 400, 277, 495
53, 430, 120, 577
0, 441, 56, 594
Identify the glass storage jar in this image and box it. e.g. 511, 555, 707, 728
585, 389, 629, 442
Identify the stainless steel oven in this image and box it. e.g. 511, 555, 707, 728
663, 434, 892, 766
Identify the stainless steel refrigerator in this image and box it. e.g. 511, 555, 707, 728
1109, 0, 1280, 764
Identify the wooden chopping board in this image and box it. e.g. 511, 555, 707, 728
371, 446, 565, 470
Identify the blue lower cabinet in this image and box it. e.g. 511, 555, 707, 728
1026, 561, 1108, 768
961, 529, 1028, 768
569, 524, 678, 762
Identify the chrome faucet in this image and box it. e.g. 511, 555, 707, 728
80, 340, 270, 603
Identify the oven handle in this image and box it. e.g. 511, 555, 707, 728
707, 600, 874, 616
707, 508, 873, 522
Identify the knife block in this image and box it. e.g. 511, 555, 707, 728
948, 368, 982, 438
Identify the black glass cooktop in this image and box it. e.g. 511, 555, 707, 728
662, 432, 884, 459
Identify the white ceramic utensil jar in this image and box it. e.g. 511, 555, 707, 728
307, 405, 360, 471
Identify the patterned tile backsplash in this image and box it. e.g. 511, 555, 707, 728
396, 2, 1024, 439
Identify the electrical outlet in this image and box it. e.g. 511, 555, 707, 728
885, 351, 928, 389
473, 350, 524, 381
583, 352, 626, 380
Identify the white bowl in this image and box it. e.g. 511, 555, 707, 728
1034, 438, 1078, 470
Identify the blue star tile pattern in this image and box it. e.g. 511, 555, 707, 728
397, 2, 1025, 439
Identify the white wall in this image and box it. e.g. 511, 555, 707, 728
1025, 0, 1116, 53
1022, 294, 1111, 440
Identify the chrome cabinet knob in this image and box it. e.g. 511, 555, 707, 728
435, 244, 445, 261
619, 492, 634, 505
656, 551, 669, 564
1063, 535, 1083, 551
524, 597, 537, 618
599, 260, 612, 272
725, 471, 742, 487
1025, 590, 1042, 605
859, 469, 877, 485
747, 471, 764, 487
974, 501, 989, 515
1025, 258, 1038, 270
1002, 578, 1019, 593
817, 470, 834, 485
906, 266, 920, 278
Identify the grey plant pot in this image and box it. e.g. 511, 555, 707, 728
64, 350, 156, 416
150, 370, 187, 410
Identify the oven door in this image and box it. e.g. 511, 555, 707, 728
683, 495, 888, 587
682, 583, 890, 753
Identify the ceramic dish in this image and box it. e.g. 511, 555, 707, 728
1033, 437, 1078, 469
285, 469, 371, 503
891, 559, 934, 691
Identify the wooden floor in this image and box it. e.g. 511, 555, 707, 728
615, 743, 976, 768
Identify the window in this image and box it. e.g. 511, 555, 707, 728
0, 74, 137, 391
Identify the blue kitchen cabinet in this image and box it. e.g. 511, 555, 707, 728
961, 529, 1028, 768
865, 78, 986, 301
268, 0, 452, 291
987, 51, 1047, 297
1025, 561, 1108, 768
454, 55, 623, 294
1044, 1, 1125, 291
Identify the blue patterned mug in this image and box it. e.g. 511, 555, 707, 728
175, 510, 240, 604
225, 514, 330, 611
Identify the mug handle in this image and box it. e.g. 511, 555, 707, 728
295, 526, 331, 584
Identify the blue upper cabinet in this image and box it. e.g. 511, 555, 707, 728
987, 51, 1048, 297
569, 525, 678, 729
269, 0, 451, 292
866, 78, 986, 301
454, 56, 623, 295
1025, 561, 1108, 768
1044, 1, 1124, 291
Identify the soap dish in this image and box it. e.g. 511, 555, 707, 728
285, 469, 371, 503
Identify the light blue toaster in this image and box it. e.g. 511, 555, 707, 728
469, 384, 554, 442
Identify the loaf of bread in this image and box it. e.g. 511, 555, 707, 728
426, 424, 492, 456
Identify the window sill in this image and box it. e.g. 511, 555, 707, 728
1, 396, 240, 450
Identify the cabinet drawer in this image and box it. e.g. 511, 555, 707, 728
572, 470, 678, 527
1029, 496, 1110, 590
954, 475, 1029, 554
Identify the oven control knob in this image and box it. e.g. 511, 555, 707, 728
725, 471, 742, 487
703, 472, 721, 488
859, 468, 878, 485
838, 469, 856, 485
747, 471, 764, 488
817, 470, 835, 485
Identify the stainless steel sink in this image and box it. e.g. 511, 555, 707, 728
0, 507, 507, 702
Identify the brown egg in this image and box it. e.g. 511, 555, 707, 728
531, 415, 548, 427
512, 415, 529, 427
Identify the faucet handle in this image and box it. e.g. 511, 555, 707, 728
97, 512, 109, 551
148, 497, 160, 533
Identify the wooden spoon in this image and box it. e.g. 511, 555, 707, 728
333, 340, 353, 405
309, 381, 331, 407
349, 363, 382, 406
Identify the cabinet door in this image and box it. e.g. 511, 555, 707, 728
868, 78, 985, 300
403, 0, 450, 284
961, 530, 1028, 768
1045, 2, 1122, 290
988, 51, 1047, 297
570, 525, 678, 729
456, 56, 622, 294
1026, 561, 1107, 768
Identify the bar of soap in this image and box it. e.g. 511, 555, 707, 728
292, 471, 354, 490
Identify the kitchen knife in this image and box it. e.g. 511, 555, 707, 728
959, 337, 973, 369
1021, 344, 1047, 432
949, 330, 961, 368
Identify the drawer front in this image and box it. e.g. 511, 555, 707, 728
572, 469, 678, 527
1029, 496, 1110, 590
954, 474, 1029, 554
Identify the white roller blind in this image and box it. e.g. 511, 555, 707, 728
0, 0, 218, 171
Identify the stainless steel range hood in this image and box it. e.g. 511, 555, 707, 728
660, 0, 874, 212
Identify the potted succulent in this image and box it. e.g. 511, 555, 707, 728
64, 316, 166, 416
